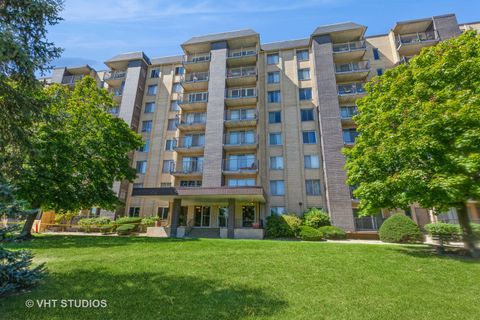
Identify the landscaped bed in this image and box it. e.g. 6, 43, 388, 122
1, 235, 479, 320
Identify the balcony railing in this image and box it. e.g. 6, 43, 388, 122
396, 31, 437, 47
399, 56, 414, 64
179, 92, 208, 104
340, 106, 358, 119
225, 109, 257, 121
112, 88, 123, 97
224, 133, 257, 146
225, 88, 257, 99
177, 113, 207, 125
228, 47, 256, 58
333, 40, 366, 53
175, 135, 205, 148
103, 70, 126, 81
61, 75, 83, 85
182, 72, 209, 83
335, 61, 370, 73
223, 158, 258, 172
226, 66, 257, 78
354, 216, 385, 231
337, 83, 365, 96
184, 53, 211, 64
170, 160, 203, 174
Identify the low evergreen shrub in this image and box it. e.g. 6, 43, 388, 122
299, 226, 324, 241
116, 224, 136, 235
318, 226, 347, 239
379, 214, 423, 243
303, 208, 331, 228
266, 214, 301, 238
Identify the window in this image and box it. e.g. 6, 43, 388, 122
296, 49, 309, 61
267, 53, 279, 65
340, 106, 358, 119
267, 71, 280, 84
136, 161, 147, 174
162, 160, 174, 173
306, 179, 321, 195
298, 68, 310, 80
170, 100, 180, 111
304, 155, 320, 169
242, 205, 255, 227
270, 180, 285, 196
167, 119, 177, 131
157, 207, 169, 220
175, 66, 184, 75
270, 156, 284, 170
150, 68, 160, 78
376, 68, 384, 76
132, 183, 143, 189
138, 139, 150, 152
147, 85, 157, 96
218, 207, 228, 227
160, 182, 172, 187
299, 88, 312, 101
302, 131, 317, 144
180, 180, 202, 187
144, 102, 155, 113
227, 179, 256, 187
343, 128, 359, 144
141, 120, 152, 132
129, 207, 140, 217
268, 90, 281, 103
268, 111, 281, 124
165, 140, 176, 151
226, 154, 255, 171
300, 108, 314, 121
270, 207, 286, 216
373, 48, 380, 60
172, 83, 182, 93
269, 132, 282, 145
108, 106, 119, 115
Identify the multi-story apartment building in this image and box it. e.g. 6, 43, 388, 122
48, 14, 480, 238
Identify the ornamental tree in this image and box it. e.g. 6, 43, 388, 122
345, 31, 480, 256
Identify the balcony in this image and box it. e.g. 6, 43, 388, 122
110, 87, 123, 102
227, 47, 257, 67
224, 109, 257, 128
223, 132, 257, 151
181, 72, 209, 91
337, 83, 366, 103
183, 53, 210, 72
396, 31, 438, 56
61, 75, 83, 85
223, 158, 258, 175
176, 113, 207, 132
103, 70, 126, 86
174, 136, 205, 155
335, 61, 370, 81
225, 87, 257, 107
178, 92, 208, 111
340, 106, 358, 125
332, 40, 367, 62
170, 160, 203, 177
226, 66, 257, 87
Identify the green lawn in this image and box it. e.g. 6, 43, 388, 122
1, 235, 479, 320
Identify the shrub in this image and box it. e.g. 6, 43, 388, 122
141, 216, 159, 227
266, 214, 301, 238
318, 226, 347, 239
78, 217, 111, 232
303, 208, 331, 228
379, 214, 423, 243
425, 223, 461, 240
299, 226, 324, 241
471, 223, 480, 240
116, 224, 136, 235
115, 217, 142, 225
98, 224, 114, 234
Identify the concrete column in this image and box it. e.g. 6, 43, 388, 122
118, 60, 147, 132
170, 199, 181, 237
51, 67, 66, 84
311, 35, 355, 231
433, 14, 461, 40
202, 41, 227, 187
227, 198, 236, 238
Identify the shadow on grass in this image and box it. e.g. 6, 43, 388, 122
387, 245, 480, 263
1, 270, 287, 320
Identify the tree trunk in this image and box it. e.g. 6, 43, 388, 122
19, 208, 40, 239
456, 205, 479, 258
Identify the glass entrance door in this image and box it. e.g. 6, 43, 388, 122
194, 206, 211, 227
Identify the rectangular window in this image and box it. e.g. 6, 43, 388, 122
150, 68, 160, 78
141, 120, 152, 133
165, 140, 176, 150
132, 183, 143, 189
296, 49, 309, 61
299, 88, 312, 101
144, 102, 155, 113
128, 207, 140, 217
157, 207, 169, 220
227, 179, 256, 187
170, 100, 180, 111
242, 205, 255, 227
267, 90, 281, 103
267, 71, 280, 84
147, 85, 157, 96
270, 207, 286, 216
298, 68, 310, 80
136, 161, 147, 174
302, 131, 317, 144
269, 132, 282, 145
376, 68, 384, 76
343, 128, 359, 144
268, 111, 281, 124
306, 179, 322, 196
267, 53, 279, 65
160, 182, 172, 187
340, 106, 358, 119
175, 66, 184, 75
270, 180, 285, 196
167, 119, 177, 131
270, 156, 284, 170
172, 83, 182, 93
162, 160, 174, 173
304, 155, 320, 169
138, 139, 150, 152
373, 48, 380, 60
180, 180, 202, 187
300, 108, 314, 121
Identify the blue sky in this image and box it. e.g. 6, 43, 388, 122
49, 0, 480, 72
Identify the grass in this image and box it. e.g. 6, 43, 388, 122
1, 235, 479, 320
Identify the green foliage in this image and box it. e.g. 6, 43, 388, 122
141, 216, 159, 227
345, 31, 480, 215
115, 217, 142, 225
303, 208, 331, 228
379, 214, 423, 243
318, 226, 347, 239
298, 226, 324, 241
266, 214, 301, 238
98, 225, 114, 234
425, 223, 461, 238
471, 223, 480, 239
116, 224, 136, 235
78, 217, 111, 227
53, 211, 79, 224
0, 247, 46, 296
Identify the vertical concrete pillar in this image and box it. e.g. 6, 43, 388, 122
433, 14, 461, 40
202, 41, 227, 187
170, 199, 181, 237
119, 60, 147, 132
51, 67, 66, 84
311, 35, 355, 231
227, 198, 236, 238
